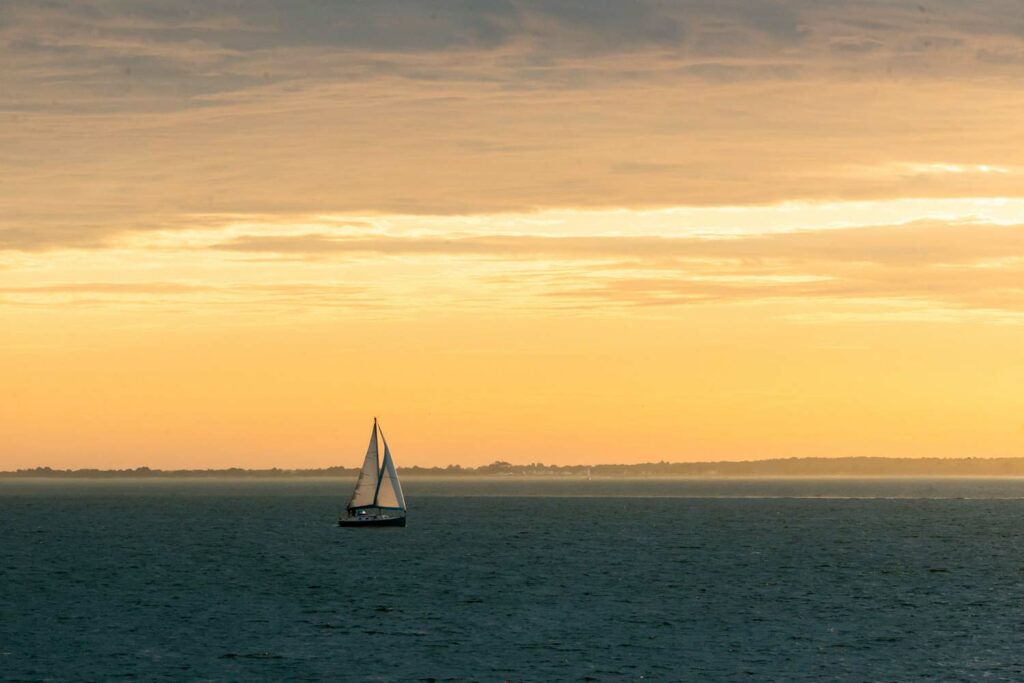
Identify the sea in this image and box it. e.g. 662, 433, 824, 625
3, 477, 1024, 681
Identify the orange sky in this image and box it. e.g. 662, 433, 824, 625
4, 1, 1024, 469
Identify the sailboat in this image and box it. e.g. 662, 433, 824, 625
338, 418, 407, 527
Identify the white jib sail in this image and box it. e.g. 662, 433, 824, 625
374, 436, 406, 510
347, 422, 380, 509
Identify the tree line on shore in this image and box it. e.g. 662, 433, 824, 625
8, 457, 1024, 477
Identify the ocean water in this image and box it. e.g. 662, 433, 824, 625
4, 477, 1024, 681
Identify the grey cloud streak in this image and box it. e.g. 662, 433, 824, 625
6, 1, 1022, 72
212, 222, 1024, 266
6, 1, 1024, 249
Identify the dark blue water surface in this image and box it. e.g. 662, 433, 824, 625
4, 477, 1024, 681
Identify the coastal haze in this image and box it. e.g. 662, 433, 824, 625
6, 0, 1024, 471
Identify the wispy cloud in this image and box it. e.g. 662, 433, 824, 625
194, 220, 1024, 315
0, 282, 211, 294
0, 280, 373, 313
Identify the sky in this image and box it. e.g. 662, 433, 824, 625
4, 0, 1024, 469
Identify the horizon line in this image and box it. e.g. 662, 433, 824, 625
6, 454, 1024, 477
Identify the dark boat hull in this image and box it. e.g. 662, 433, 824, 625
338, 515, 406, 528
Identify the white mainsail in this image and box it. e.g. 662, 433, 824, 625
347, 421, 380, 509
374, 434, 406, 510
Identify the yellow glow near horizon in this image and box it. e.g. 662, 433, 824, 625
5, 304, 1024, 469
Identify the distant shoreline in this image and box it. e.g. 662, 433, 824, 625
7, 456, 1024, 478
